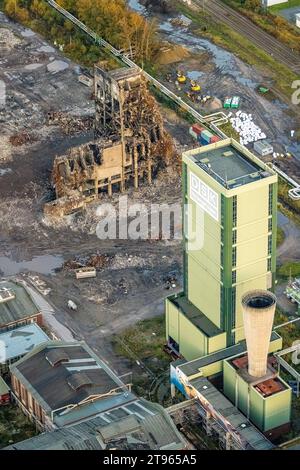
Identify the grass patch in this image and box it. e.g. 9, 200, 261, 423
150, 84, 195, 124
112, 315, 173, 404
270, 0, 300, 13
0, 404, 38, 449
218, 121, 240, 141
113, 315, 169, 365
278, 261, 300, 279
274, 308, 300, 347
277, 226, 286, 247
222, 0, 300, 52
278, 178, 300, 225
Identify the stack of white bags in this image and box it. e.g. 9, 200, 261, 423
228, 111, 266, 146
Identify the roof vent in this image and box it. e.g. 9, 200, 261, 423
222, 151, 234, 157
0, 288, 15, 304
68, 372, 93, 391
46, 349, 70, 367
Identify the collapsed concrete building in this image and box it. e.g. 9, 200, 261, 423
44, 66, 175, 217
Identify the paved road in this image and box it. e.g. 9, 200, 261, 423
24, 283, 75, 342
196, 0, 300, 75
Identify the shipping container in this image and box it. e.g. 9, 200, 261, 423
231, 96, 240, 109
189, 128, 198, 140
223, 98, 232, 109
201, 129, 213, 139
253, 140, 273, 157
200, 137, 210, 146
210, 135, 221, 144
192, 123, 204, 135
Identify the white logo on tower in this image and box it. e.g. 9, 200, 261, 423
190, 172, 219, 222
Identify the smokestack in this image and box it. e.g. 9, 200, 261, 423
242, 290, 276, 378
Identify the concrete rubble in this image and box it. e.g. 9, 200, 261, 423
45, 66, 176, 218
47, 111, 93, 135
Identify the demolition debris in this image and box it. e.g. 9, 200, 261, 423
45, 66, 176, 218
47, 111, 94, 135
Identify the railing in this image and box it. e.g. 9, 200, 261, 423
46, 0, 228, 136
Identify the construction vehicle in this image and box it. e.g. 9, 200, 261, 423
190, 80, 201, 93
177, 70, 187, 84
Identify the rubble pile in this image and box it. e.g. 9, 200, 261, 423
0, 28, 21, 50
45, 66, 177, 218
63, 253, 113, 272
0, 136, 13, 162
47, 111, 93, 135
87, 254, 112, 269
9, 131, 37, 147
111, 254, 149, 270
164, 273, 177, 290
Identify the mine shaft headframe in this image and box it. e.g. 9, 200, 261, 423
94, 65, 143, 140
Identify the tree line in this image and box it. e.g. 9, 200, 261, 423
3, 0, 159, 65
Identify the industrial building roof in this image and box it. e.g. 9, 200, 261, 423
189, 376, 274, 450
171, 294, 223, 337
5, 399, 187, 450
0, 324, 49, 363
0, 280, 40, 327
177, 331, 281, 377
189, 143, 272, 189
10, 341, 129, 422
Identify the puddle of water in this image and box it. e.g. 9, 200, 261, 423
187, 70, 203, 81
0, 255, 64, 276
280, 135, 300, 160
38, 45, 55, 54
0, 168, 12, 176
278, 211, 289, 227
179, 14, 192, 26
128, 0, 147, 14
159, 21, 257, 89
25, 63, 43, 71
21, 29, 35, 38
47, 60, 69, 73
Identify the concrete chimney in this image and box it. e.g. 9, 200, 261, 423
242, 290, 276, 378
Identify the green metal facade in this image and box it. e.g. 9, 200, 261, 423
166, 139, 278, 362
223, 359, 291, 432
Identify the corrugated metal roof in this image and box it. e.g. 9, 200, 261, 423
4, 399, 187, 450
189, 376, 274, 450
0, 280, 40, 327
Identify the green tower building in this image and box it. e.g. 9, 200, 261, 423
166, 138, 278, 361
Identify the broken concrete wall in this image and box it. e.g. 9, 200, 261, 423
47, 66, 176, 217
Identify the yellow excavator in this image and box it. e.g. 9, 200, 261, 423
190, 79, 201, 92
177, 70, 187, 84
